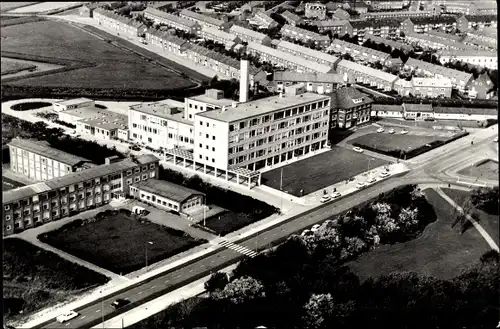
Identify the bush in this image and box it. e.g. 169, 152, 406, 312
481, 249, 499, 263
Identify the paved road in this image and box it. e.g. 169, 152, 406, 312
31, 130, 498, 329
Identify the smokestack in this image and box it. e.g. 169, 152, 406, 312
239, 59, 249, 103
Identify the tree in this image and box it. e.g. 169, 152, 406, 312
397, 207, 419, 233
314, 226, 343, 255
213, 276, 265, 304
340, 236, 367, 260
205, 271, 229, 293
471, 187, 499, 215
303, 293, 335, 329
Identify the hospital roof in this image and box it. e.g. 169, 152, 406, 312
188, 93, 235, 107
197, 92, 329, 123
132, 179, 205, 203
337, 60, 399, 83
77, 113, 128, 131
247, 42, 333, 74
55, 98, 93, 106
3, 155, 160, 204
277, 40, 340, 65
7, 139, 90, 166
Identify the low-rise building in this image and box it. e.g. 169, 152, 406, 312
350, 19, 401, 39
365, 35, 414, 53
8, 139, 93, 181
314, 20, 353, 36
426, 30, 463, 43
305, 2, 327, 19
411, 77, 453, 98
456, 15, 497, 33
79, 2, 100, 17
76, 112, 128, 141
405, 32, 473, 51
280, 24, 331, 48
463, 26, 497, 49
393, 78, 414, 96
433, 107, 497, 121
371, 104, 404, 118
281, 10, 304, 26
241, 1, 265, 14
273, 71, 345, 94
143, 7, 200, 34
402, 103, 434, 120
438, 1, 497, 16
250, 11, 279, 29
179, 9, 226, 30
229, 25, 272, 45
462, 35, 497, 50
94, 8, 147, 37
328, 87, 373, 129
145, 28, 188, 55
361, 10, 439, 20
330, 39, 390, 64
333, 8, 350, 20
58, 106, 109, 125
437, 49, 497, 70
368, 0, 405, 10
199, 25, 241, 46
130, 179, 205, 214
336, 59, 399, 91
276, 40, 341, 69
401, 16, 456, 34
53, 98, 94, 112
2, 154, 160, 235
246, 42, 333, 74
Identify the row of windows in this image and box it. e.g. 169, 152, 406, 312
11, 149, 72, 171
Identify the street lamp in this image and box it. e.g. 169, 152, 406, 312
368, 157, 375, 172
145, 241, 153, 271
100, 290, 104, 329
203, 198, 207, 227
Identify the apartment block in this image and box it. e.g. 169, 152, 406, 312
8, 139, 93, 181
350, 19, 401, 39
3, 154, 160, 236
437, 49, 498, 70
329, 87, 373, 129
361, 10, 440, 20
330, 39, 390, 64
315, 20, 353, 36
143, 7, 200, 34
246, 42, 333, 74
280, 24, 331, 48
393, 78, 414, 96
179, 9, 226, 30
145, 28, 188, 55
456, 15, 497, 33
229, 25, 272, 45
250, 11, 278, 29
336, 59, 399, 91
276, 40, 341, 69
273, 71, 345, 94
405, 32, 473, 51
281, 10, 304, 26
200, 25, 241, 46
93, 8, 147, 37
401, 16, 456, 34
194, 90, 331, 172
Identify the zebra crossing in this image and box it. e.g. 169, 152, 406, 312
218, 240, 258, 258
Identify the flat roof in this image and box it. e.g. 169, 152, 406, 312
54, 98, 93, 106
132, 179, 204, 203
433, 107, 497, 115
3, 155, 160, 204
8, 139, 90, 166
438, 49, 497, 57
403, 103, 433, 112
59, 106, 107, 120
197, 92, 329, 123
188, 94, 235, 107
277, 40, 340, 65
337, 59, 399, 83
129, 100, 191, 125
78, 113, 128, 131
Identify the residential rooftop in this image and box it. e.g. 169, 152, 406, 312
404, 58, 474, 83
331, 39, 391, 59
145, 28, 187, 46
229, 24, 269, 42
433, 107, 497, 115
197, 92, 330, 123
7, 139, 91, 167
144, 7, 198, 28
277, 40, 341, 66
329, 87, 373, 109
281, 24, 331, 41
132, 179, 205, 203
365, 35, 414, 52
129, 100, 191, 125
403, 103, 434, 112
437, 49, 497, 57
274, 71, 345, 84
201, 25, 239, 41
405, 32, 475, 50
337, 59, 399, 83
180, 9, 225, 27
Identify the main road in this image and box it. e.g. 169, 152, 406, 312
32, 130, 497, 329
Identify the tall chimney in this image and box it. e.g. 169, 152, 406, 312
239, 59, 249, 103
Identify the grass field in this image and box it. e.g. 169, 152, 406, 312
0, 2, 40, 12
38, 210, 206, 274
3, 238, 109, 321
262, 146, 389, 196
442, 188, 499, 246
458, 159, 499, 181
347, 188, 490, 280
2, 176, 25, 191
1, 58, 36, 75
2, 20, 195, 90
350, 133, 445, 153
205, 211, 259, 236
8, 2, 79, 13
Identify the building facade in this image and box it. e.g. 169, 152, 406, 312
329, 87, 373, 129
336, 60, 398, 91
437, 50, 498, 70
330, 39, 390, 64
276, 40, 341, 69
179, 9, 226, 30
280, 24, 331, 48
229, 25, 272, 45
145, 28, 188, 55
273, 71, 345, 94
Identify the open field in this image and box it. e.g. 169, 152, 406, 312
1, 57, 36, 75
38, 210, 206, 274
3, 238, 109, 321
458, 159, 499, 181
347, 188, 489, 280
8, 2, 80, 13
0, 2, 40, 12
442, 188, 499, 246
262, 146, 389, 196
351, 133, 444, 153
2, 176, 25, 191
1, 20, 195, 90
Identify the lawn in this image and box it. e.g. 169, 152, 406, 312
262, 146, 389, 196
2, 176, 25, 191
442, 188, 499, 246
3, 238, 109, 321
347, 188, 490, 280
38, 209, 206, 274
204, 211, 260, 236
1, 57, 36, 75
351, 133, 444, 153
458, 159, 499, 181
0, 2, 40, 12
1, 20, 195, 90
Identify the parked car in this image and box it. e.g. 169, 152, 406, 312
111, 299, 131, 309
56, 311, 79, 323
320, 195, 331, 203
331, 191, 341, 199
400, 129, 409, 134
494, 136, 498, 142
129, 144, 141, 151
301, 229, 312, 237
388, 129, 395, 134
377, 127, 385, 133
367, 177, 376, 184
379, 171, 389, 178
355, 182, 365, 189
353, 146, 364, 153
311, 224, 321, 232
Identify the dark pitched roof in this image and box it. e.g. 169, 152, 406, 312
409, 16, 456, 25
351, 18, 403, 29
132, 179, 205, 203
329, 87, 373, 109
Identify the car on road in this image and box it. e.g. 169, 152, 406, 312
388, 129, 395, 134
56, 311, 79, 323
494, 136, 498, 142
366, 177, 377, 184
379, 171, 389, 178
301, 229, 313, 237
355, 182, 365, 189
377, 127, 385, 133
129, 144, 141, 151
320, 195, 331, 203
353, 146, 364, 153
331, 191, 341, 199
111, 299, 131, 309
311, 224, 321, 232
400, 129, 409, 134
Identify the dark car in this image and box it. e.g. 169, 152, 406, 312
129, 144, 141, 151
111, 299, 130, 309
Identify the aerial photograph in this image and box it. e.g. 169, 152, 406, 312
1, 0, 498, 328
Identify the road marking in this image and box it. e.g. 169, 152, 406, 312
80, 316, 86, 319
138, 291, 143, 295
66, 323, 71, 326
164, 280, 169, 283
189, 269, 193, 273
150, 286, 156, 290
200, 264, 205, 268
96, 309, 100, 313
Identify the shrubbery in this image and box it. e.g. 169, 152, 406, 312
471, 186, 499, 215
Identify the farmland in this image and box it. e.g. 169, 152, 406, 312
1, 20, 195, 91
